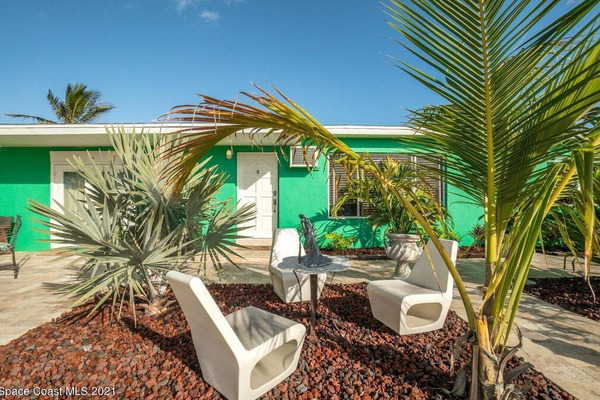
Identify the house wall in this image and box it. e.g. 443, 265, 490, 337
0, 147, 116, 251
0, 148, 52, 251
204, 139, 482, 248
0, 141, 481, 251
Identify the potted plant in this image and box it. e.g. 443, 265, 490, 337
381, 206, 423, 279
333, 157, 455, 278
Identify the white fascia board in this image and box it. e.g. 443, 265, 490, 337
0, 123, 419, 147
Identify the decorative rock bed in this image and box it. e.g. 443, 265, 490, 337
320, 247, 486, 259
321, 247, 387, 260
524, 277, 599, 323
0, 283, 574, 399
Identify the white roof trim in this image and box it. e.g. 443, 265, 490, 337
0, 123, 418, 147
326, 125, 415, 137
0, 123, 185, 135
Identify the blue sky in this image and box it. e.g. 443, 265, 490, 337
0, 0, 589, 125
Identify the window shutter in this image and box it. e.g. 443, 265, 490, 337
329, 155, 358, 217
328, 152, 445, 218
416, 156, 444, 205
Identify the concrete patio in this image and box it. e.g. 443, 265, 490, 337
1, 250, 599, 399
452, 256, 600, 400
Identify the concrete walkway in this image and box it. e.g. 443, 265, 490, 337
1, 250, 599, 399
0, 249, 394, 345
452, 254, 600, 400
0, 253, 75, 345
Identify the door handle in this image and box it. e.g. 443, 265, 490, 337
273, 198, 277, 213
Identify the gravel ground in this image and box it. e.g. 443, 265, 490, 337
321, 248, 387, 259
524, 277, 600, 322
0, 283, 575, 399
320, 247, 486, 259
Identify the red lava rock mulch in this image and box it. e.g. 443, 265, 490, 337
0, 283, 574, 399
524, 276, 600, 322
321, 247, 387, 259
321, 246, 487, 260
458, 246, 485, 259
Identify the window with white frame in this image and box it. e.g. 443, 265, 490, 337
328, 153, 445, 218
50, 151, 120, 213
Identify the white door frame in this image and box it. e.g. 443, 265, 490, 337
236, 152, 278, 239
50, 151, 120, 210
49, 151, 120, 248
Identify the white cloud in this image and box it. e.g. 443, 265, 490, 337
200, 10, 220, 21
174, 0, 202, 13
169, 0, 240, 21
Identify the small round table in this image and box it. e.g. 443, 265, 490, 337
279, 256, 349, 341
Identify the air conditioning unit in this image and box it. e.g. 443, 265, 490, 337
289, 146, 319, 168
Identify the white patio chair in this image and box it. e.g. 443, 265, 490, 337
166, 271, 306, 400
367, 239, 458, 335
268, 228, 326, 303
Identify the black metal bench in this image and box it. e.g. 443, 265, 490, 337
0, 216, 22, 278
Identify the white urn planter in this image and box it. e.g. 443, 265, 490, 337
386, 233, 423, 279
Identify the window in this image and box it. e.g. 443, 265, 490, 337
328, 153, 444, 217
50, 151, 121, 249
63, 171, 87, 211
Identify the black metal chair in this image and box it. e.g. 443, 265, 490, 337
0, 216, 22, 278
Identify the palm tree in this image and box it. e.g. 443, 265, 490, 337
162, 1, 600, 398
6, 83, 114, 123
28, 127, 254, 323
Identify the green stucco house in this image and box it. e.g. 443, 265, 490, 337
0, 123, 481, 251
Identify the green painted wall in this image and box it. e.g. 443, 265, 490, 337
205, 139, 482, 247
447, 186, 483, 245
0, 148, 51, 251
1, 141, 481, 251
203, 145, 334, 241
203, 147, 237, 204
0, 147, 109, 251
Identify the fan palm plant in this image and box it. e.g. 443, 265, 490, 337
28, 127, 254, 323
6, 83, 114, 123
162, 1, 600, 398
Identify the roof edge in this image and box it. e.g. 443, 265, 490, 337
0, 123, 417, 137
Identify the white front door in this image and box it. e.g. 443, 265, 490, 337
237, 153, 278, 238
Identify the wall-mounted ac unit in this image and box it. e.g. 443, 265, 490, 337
289, 146, 319, 168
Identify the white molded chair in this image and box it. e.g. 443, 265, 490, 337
268, 228, 326, 303
166, 271, 306, 400
367, 239, 458, 335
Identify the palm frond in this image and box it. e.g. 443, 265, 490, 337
28, 126, 250, 322
4, 113, 56, 124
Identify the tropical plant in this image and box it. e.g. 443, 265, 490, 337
6, 83, 114, 123
469, 224, 485, 250
323, 231, 356, 252
540, 109, 600, 254
386, 0, 600, 396
545, 160, 600, 272
332, 155, 453, 236
161, 0, 600, 398
28, 127, 254, 322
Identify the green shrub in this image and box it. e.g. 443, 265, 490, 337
324, 232, 356, 252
